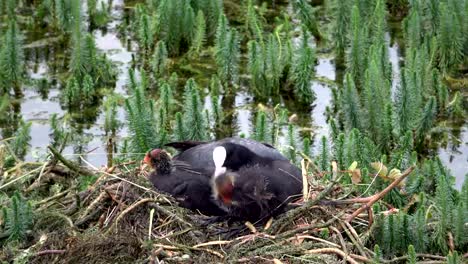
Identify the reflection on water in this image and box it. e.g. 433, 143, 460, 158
438, 126, 468, 189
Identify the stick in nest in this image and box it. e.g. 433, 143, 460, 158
304, 248, 360, 264
345, 166, 414, 223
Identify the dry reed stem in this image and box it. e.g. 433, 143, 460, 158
304, 248, 359, 264
346, 166, 415, 223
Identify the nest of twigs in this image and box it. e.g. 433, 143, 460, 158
1, 147, 450, 264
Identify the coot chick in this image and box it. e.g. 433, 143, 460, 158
144, 149, 227, 216
211, 146, 303, 223
165, 137, 288, 176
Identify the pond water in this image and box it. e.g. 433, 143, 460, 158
1, 0, 466, 188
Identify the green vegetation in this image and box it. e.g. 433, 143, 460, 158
0, 0, 466, 263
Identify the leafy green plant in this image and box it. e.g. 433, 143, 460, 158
0, 21, 24, 97
124, 69, 158, 156
347, 5, 368, 89
152, 41, 169, 81
182, 78, 207, 141
214, 14, 240, 86
292, 0, 321, 41
317, 136, 330, 173
1, 191, 33, 242
189, 10, 207, 58
341, 73, 361, 131
173, 112, 186, 141
10, 120, 32, 159
88, 0, 110, 28
210, 75, 223, 126
245, 0, 264, 43
287, 124, 296, 164
332, 0, 352, 67
406, 245, 416, 264
253, 110, 269, 144
49, 113, 67, 148
290, 28, 316, 105
437, 3, 464, 74
103, 95, 122, 136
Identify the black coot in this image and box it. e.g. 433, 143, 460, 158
165, 137, 288, 176
211, 145, 303, 223
144, 149, 227, 216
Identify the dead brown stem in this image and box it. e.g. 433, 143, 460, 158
346, 166, 415, 223
35, 249, 66, 256
304, 248, 359, 264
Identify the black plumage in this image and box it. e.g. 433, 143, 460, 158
211, 145, 303, 223
144, 149, 226, 216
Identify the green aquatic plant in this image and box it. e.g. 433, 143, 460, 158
10, 120, 32, 159
292, 0, 321, 41
341, 73, 361, 131
332, 0, 351, 67
447, 92, 465, 119
333, 133, 346, 170
210, 75, 223, 125
189, 10, 206, 58
347, 5, 368, 88
265, 34, 282, 96
182, 79, 207, 141
369, 0, 391, 81
125, 70, 158, 156
302, 137, 311, 159
214, 14, 240, 86
363, 55, 389, 146
434, 170, 453, 254
453, 202, 467, 249
138, 12, 154, 54
247, 40, 266, 98
191, 0, 222, 38
414, 96, 437, 146
88, 0, 110, 28
290, 28, 316, 105
174, 112, 186, 141
153, 0, 196, 56
103, 96, 122, 136
317, 136, 330, 173
55, 0, 73, 31
372, 244, 382, 264
157, 82, 175, 117
437, 3, 464, 74
253, 110, 269, 144
403, 6, 423, 49
152, 41, 169, 80
0, 21, 24, 97
49, 113, 67, 148
1, 191, 33, 242
287, 124, 296, 164
413, 207, 427, 252
245, 0, 264, 43
406, 245, 416, 264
